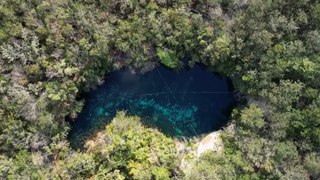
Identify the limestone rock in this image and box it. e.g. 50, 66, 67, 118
196, 131, 223, 157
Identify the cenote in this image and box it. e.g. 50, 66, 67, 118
68, 64, 236, 147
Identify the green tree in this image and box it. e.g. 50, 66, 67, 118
84, 112, 179, 179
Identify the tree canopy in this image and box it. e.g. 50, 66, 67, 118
0, 0, 319, 179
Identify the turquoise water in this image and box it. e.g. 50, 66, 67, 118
68, 64, 235, 147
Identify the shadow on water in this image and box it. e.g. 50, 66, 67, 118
68, 63, 237, 148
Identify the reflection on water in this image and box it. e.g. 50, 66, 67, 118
68, 64, 236, 148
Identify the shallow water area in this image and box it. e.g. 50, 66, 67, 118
68, 64, 236, 147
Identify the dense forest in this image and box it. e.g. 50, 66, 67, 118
0, 0, 320, 179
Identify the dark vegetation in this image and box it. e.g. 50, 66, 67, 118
0, 0, 319, 179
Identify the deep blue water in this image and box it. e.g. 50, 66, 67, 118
68, 64, 235, 147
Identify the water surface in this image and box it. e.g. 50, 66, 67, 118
69, 64, 235, 147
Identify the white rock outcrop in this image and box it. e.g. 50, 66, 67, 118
196, 131, 224, 157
